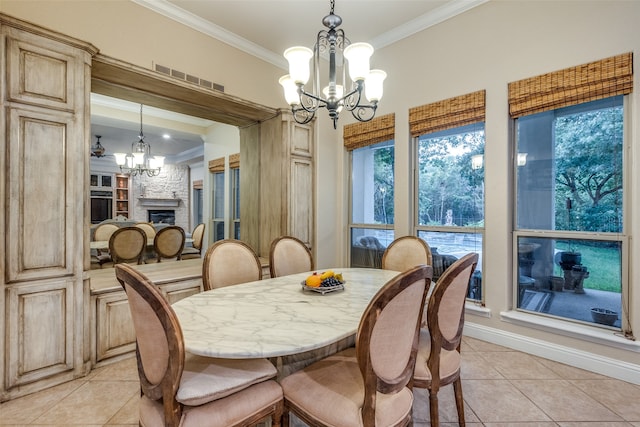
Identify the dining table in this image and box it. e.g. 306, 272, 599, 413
171, 267, 401, 377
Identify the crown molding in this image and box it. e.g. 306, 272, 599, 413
131, 0, 287, 69
371, 0, 490, 49
131, 0, 487, 68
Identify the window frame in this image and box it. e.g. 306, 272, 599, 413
511, 95, 630, 331
412, 123, 486, 302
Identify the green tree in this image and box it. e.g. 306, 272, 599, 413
417, 129, 484, 226
554, 105, 623, 232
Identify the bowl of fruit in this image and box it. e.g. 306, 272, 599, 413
301, 270, 345, 295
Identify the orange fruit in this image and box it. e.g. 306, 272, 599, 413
305, 275, 322, 287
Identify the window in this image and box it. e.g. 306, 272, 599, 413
345, 114, 395, 268
209, 157, 225, 242
193, 179, 203, 226
510, 53, 632, 332
230, 153, 240, 240
411, 91, 485, 301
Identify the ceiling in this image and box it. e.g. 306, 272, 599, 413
92, 0, 486, 162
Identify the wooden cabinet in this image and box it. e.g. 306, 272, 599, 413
240, 110, 315, 258
0, 14, 97, 401
89, 260, 203, 366
114, 174, 130, 218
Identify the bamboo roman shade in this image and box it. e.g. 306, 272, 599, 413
508, 52, 633, 118
208, 157, 224, 173
192, 179, 203, 190
229, 153, 240, 169
409, 90, 486, 138
343, 113, 395, 151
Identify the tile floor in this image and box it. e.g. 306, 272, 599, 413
1, 336, 639, 426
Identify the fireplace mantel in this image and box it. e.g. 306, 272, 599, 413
138, 198, 181, 208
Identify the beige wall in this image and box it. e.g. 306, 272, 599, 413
0, 0, 284, 107
341, 0, 640, 371
4, 0, 640, 379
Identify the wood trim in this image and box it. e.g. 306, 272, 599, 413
91, 54, 278, 127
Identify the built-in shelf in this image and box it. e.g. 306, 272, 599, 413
138, 198, 181, 208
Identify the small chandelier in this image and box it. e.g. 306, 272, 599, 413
114, 104, 164, 177
90, 135, 106, 158
279, 0, 386, 129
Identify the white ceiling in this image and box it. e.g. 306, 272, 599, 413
92, 0, 486, 160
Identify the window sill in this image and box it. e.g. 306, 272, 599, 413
500, 310, 638, 352
465, 301, 491, 318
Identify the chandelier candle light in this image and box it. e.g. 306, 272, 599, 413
114, 104, 165, 177
279, 0, 386, 129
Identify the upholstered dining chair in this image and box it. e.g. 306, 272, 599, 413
269, 236, 313, 278
382, 235, 433, 272
154, 225, 186, 262
114, 264, 284, 427
181, 223, 205, 259
92, 223, 119, 268
280, 264, 433, 427
413, 252, 478, 427
134, 221, 157, 239
109, 226, 147, 265
202, 239, 262, 290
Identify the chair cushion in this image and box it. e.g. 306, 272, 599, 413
413, 328, 461, 382
140, 379, 282, 427
280, 347, 413, 426
176, 354, 277, 406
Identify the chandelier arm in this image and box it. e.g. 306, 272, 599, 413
351, 103, 378, 122
290, 105, 316, 125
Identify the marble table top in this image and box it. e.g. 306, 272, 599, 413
171, 268, 401, 359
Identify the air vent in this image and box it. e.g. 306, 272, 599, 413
154, 63, 224, 92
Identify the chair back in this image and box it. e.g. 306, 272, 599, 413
269, 236, 313, 277
191, 223, 205, 251
356, 264, 432, 424
202, 239, 262, 290
382, 236, 433, 272
94, 223, 119, 242
135, 222, 157, 239
154, 226, 186, 262
109, 226, 147, 265
115, 264, 184, 425
425, 253, 478, 382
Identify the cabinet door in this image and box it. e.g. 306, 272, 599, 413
5, 106, 77, 281
94, 292, 136, 363
289, 157, 313, 247
6, 30, 79, 110
6, 279, 74, 388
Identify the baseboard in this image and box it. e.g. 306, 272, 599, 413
463, 321, 640, 385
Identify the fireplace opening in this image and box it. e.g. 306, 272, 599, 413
148, 210, 175, 224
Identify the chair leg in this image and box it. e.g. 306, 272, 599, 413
282, 409, 290, 427
272, 400, 284, 427
429, 390, 439, 427
453, 378, 465, 426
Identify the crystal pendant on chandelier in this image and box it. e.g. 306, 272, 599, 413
113, 105, 164, 177
279, 0, 386, 129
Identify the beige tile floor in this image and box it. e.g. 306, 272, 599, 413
1, 336, 639, 426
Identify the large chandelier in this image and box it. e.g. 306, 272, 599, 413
279, 0, 386, 129
114, 104, 164, 177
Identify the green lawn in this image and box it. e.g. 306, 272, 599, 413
554, 242, 621, 292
